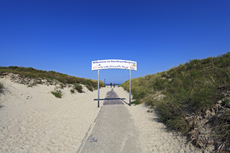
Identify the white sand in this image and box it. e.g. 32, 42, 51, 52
0, 78, 109, 153
0, 78, 205, 153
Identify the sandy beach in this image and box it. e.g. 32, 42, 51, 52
0, 78, 207, 153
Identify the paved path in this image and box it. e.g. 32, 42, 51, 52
78, 89, 142, 153
103, 89, 124, 105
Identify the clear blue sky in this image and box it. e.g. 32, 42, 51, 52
1, 0, 230, 84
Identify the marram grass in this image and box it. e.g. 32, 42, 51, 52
120, 52, 230, 150
0, 66, 105, 91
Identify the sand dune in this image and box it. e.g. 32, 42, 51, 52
0, 78, 206, 152
0, 78, 107, 152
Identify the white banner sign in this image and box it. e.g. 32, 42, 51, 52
92, 59, 137, 71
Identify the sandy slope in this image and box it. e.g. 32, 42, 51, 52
0, 78, 108, 153
0, 78, 207, 153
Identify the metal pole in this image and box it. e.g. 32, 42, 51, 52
129, 69, 131, 106
98, 69, 100, 108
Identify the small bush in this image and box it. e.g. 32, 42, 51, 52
0, 82, 3, 90
70, 89, 75, 93
74, 84, 83, 93
27, 84, 35, 87
51, 91, 62, 98
86, 84, 93, 92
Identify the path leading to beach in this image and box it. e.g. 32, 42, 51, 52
78, 89, 141, 153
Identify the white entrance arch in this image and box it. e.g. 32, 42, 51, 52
92, 59, 137, 107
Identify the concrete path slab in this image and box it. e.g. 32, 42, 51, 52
103, 89, 124, 105
78, 89, 142, 153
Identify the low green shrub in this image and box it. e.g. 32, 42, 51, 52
70, 89, 75, 93
86, 84, 93, 92
51, 91, 62, 98
74, 84, 83, 93
0, 82, 3, 92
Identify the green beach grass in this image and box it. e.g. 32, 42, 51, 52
0, 82, 3, 92
51, 91, 62, 98
120, 52, 230, 151
0, 66, 105, 91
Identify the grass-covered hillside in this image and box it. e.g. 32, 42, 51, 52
120, 52, 230, 152
0, 66, 105, 91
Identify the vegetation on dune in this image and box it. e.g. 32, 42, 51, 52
51, 91, 62, 98
70, 89, 75, 93
0, 82, 3, 106
0, 83, 2, 106
85, 84, 93, 92
0, 82, 3, 92
0, 66, 105, 91
120, 52, 230, 151
73, 84, 83, 93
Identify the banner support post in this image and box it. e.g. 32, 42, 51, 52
98, 69, 100, 108
129, 68, 131, 106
